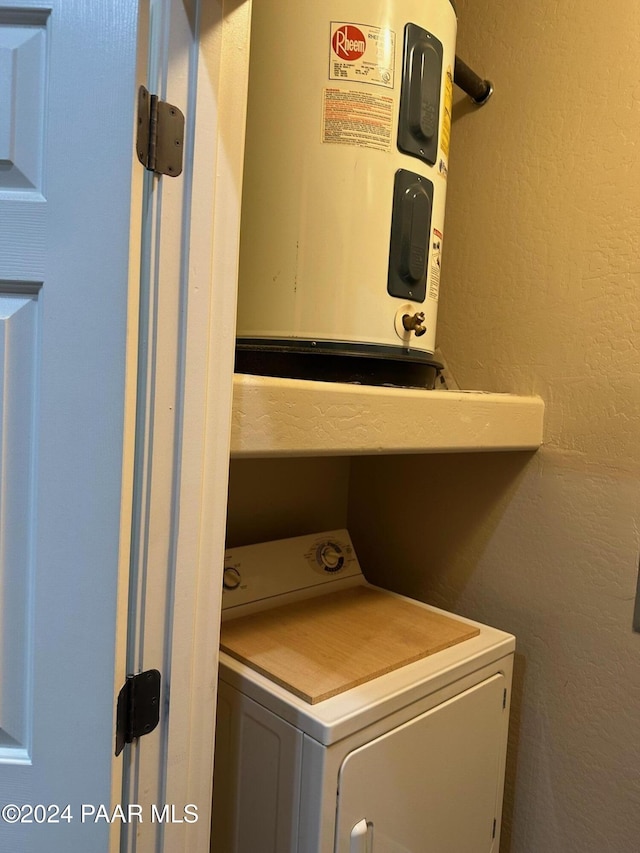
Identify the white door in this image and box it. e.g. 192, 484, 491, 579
335, 675, 508, 853
0, 1, 139, 852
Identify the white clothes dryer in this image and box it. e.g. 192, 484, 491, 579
212, 530, 514, 853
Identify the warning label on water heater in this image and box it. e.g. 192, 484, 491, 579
329, 22, 395, 89
429, 228, 443, 301
322, 88, 393, 152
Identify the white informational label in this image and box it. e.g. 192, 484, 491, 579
329, 22, 395, 89
429, 228, 443, 301
322, 88, 393, 152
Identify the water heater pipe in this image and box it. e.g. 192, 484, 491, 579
454, 56, 494, 105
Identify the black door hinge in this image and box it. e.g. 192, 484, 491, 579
115, 669, 161, 756
136, 85, 184, 177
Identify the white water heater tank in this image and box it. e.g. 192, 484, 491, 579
236, 0, 457, 380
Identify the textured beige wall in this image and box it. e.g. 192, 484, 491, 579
351, 2, 640, 851
226, 457, 351, 547
440, 0, 640, 463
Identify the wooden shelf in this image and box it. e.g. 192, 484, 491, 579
230, 374, 544, 458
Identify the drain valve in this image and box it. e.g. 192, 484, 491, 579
402, 312, 427, 337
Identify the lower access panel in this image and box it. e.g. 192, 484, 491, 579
211, 682, 304, 853
334, 673, 507, 853
387, 169, 433, 303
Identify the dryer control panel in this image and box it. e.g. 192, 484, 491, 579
222, 530, 363, 611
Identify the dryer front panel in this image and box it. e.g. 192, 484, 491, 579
212, 682, 304, 853
334, 673, 508, 852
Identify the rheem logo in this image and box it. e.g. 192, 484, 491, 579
332, 25, 366, 61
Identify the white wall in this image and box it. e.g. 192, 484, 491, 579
353, 1, 640, 850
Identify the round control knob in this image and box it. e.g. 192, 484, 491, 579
223, 567, 241, 590
318, 542, 344, 573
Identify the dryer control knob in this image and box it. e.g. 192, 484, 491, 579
319, 542, 344, 572
223, 567, 241, 590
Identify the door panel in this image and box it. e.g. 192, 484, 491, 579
335, 674, 507, 853
0, 2, 138, 851
0, 291, 38, 759
0, 10, 46, 192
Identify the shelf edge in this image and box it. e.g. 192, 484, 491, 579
230, 374, 545, 458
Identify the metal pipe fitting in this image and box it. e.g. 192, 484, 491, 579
454, 56, 494, 106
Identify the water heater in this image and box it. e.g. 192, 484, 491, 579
236, 0, 457, 385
